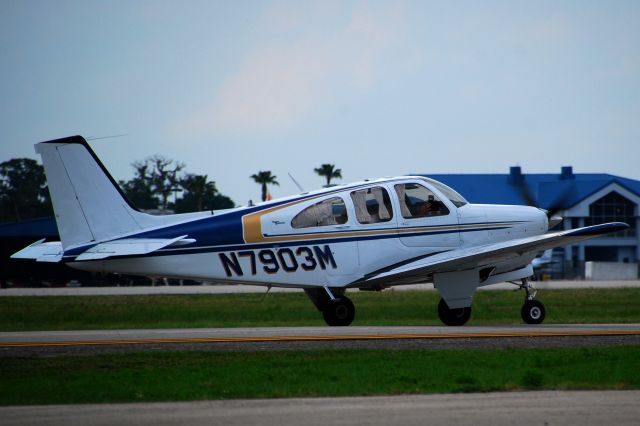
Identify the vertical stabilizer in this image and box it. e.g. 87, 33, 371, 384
36, 136, 158, 249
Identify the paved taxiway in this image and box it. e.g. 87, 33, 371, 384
4, 324, 640, 345
2, 324, 639, 356
2, 391, 639, 426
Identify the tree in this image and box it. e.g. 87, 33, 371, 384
0, 158, 52, 222
181, 174, 211, 212
119, 161, 158, 210
174, 174, 235, 213
314, 163, 342, 187
149, 155, 185, 210
251, 171, 279, 202
119, 156, 234, 213
119, 156, 184, 211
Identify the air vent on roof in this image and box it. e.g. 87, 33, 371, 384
560, 166, 574, 180
508, 166, 523, 184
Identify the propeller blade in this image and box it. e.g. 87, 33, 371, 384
544, 184, 574, 218
514, 176, 573, 221
514, 179, 538, 208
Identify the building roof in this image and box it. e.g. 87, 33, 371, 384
421, 167, 640, 209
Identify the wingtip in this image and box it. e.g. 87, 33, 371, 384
567, 222, 630, 237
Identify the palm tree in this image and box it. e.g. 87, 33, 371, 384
251, 171, 279, 202
314, 163, 342, 187
181, 174, 215, 211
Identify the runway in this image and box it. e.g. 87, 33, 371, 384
2, 391, 640, 426
2, 324, 640, 356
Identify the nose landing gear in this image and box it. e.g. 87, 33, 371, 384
515, 278, 546, 324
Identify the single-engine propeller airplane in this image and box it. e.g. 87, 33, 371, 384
13, 136, 629, 326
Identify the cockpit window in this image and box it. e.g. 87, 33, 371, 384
421, 178, 468, 208
350, 186, 393, 224
395, 183, 449, 218
291, 197, 348, 228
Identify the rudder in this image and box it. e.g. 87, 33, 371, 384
36, 136, 159, 249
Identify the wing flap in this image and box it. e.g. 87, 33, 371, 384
363, 222, 629, 286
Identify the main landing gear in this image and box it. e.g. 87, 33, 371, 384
306, 287, 356, 327
437, 298, 472, 326
323, 297, 355, 327
515, 278, 546, 324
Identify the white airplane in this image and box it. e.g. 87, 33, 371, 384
12, 136, 629, 326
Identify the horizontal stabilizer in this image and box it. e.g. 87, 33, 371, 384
74, 235, 192, 261
11, 240, 63, 262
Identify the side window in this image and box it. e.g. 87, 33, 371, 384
350, 186, 393, 224
291, 197, 348, 228
395, 183, 450, 219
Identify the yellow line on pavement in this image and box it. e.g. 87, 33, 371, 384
2, 330, 640, 348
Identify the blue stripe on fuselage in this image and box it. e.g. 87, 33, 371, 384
61, 223, 516, 261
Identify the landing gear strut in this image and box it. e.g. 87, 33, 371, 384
437, 298, 472, 326
516, 278, 546, 324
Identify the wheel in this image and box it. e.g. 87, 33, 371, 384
437, 298, 471, 326
521, 300, 546, 324
322, 297, 355, 326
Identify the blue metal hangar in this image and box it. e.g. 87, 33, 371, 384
423, 166, 640, 278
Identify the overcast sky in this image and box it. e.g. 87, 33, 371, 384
1, 0, 639, 205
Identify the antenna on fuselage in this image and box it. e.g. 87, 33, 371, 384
288, 173, 305, 192
86, 133, 129, 141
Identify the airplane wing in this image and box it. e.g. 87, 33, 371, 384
359, 222, 629, 287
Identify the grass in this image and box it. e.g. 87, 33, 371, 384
1, 346, 639, 405
2, 288, 640, 331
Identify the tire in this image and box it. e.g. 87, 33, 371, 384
322, 297, 355, 326
437, 298, 471, 326
521, 300, 546, 324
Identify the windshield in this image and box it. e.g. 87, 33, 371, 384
420, 178, 468, 208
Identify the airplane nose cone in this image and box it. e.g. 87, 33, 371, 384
541, 209, 563, 230
548, 215, 563, 229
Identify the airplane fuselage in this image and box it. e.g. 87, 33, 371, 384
68, 177, 548, 290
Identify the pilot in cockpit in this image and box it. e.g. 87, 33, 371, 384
416, 195, 444, 216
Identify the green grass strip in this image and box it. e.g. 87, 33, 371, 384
2, 288, 640, 331
1, 346, 639, 405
